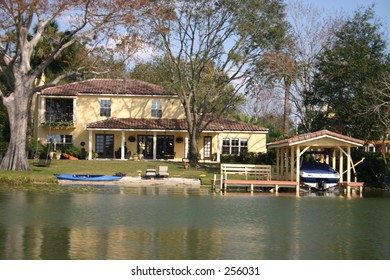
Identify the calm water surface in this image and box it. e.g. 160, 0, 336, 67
1, 187, 390, 260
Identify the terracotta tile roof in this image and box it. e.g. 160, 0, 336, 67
41, 79, 167, 96
267, 130, 364, 148
87, 117, 268, 132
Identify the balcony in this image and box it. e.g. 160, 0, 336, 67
41, 119, 75, 129
42, 98, 75, 129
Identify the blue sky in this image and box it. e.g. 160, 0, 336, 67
295, 0, 390, 41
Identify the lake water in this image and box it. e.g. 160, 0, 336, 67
1, 187, 390, 260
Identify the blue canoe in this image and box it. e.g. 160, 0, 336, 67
56, 174, 122, 181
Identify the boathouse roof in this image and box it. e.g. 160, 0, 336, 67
267, 130, 365, 148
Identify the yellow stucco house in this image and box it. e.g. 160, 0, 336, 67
34, 79, 268, 161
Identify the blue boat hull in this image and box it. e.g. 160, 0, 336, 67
56, 174, 122, 181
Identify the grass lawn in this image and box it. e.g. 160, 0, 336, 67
0, 159, 220, 189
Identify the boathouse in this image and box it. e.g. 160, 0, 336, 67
267, 130, 365, 193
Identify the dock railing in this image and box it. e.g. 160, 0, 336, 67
220, 164, 272, 188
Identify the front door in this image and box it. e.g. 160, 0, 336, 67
96, 134, 114, 158
157, 135, 174, 159
138, 135, 154, 159
203, 136, 212, 160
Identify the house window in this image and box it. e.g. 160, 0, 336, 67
151, 100, 162, 118
47, 134, 73, 147
45, 98, 73, 124
100, 99, 111, 117
222, 138, 248, 155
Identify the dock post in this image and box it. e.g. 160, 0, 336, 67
250, 184, 254, 192
275, 185, 279, 194
296, 183, 300, 196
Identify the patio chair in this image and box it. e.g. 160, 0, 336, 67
145, 165, 156, 179
158, 166, 169, 178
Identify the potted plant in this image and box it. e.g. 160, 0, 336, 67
138, 149, 144, 160
54, 151, 61, 160
176, 136, 183, 143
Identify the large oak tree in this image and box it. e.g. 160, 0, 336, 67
0, 0, 148, 170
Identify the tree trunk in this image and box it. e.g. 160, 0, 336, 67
0, 92, 31, 171
185, 114, 201, 164
381, 132, 388, 165
283, 78, 292, 137
188, 133, 200, 163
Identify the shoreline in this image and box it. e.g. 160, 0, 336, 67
57, 176, 202, 188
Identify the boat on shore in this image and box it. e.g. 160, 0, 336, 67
55, 174, 122, 181
300, 151, 340, 191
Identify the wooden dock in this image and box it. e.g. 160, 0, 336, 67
213, 178, 364, 196
338, 181, 364, 195
223, 179, 298, 192
215, 164, 364, 195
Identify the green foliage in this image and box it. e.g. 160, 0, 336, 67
129, 57, 246, 118
62, 145, 83, 159
0, 103, 9, 155
42, 120, 74, 127
221, 152, 273, 164
307, 7, 389, 139
28, 139, 53, 159
129, 58, 171, 87
352, 149, 389, 187
233, 113, 287, 143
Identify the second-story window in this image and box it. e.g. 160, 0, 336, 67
100, 99, 111, 117
151, 100, 162, 118
45, 98, 74, 126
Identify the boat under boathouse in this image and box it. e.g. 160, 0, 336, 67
267, 130, 365, 194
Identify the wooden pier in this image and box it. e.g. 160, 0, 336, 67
338, 181, 364, 196
222, 179, 299, 193
214, 178, 364, 195
215, 163, 364, 196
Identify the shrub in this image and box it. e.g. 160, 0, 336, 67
352, 149, 389, 187
221, 152, 273, 164
62, 145, 82, 159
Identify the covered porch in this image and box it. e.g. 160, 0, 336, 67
85, 118, 224, 162
85, 117, 268, 162
267, 130, 365, 193
86, 128, 222, 161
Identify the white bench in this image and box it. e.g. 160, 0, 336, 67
220, 164, 272, 188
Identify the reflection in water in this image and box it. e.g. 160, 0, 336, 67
1, 188, 390, 259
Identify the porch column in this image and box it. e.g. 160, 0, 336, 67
216, 133, 221, 162
295, 145, 300, 183
185, 134, 189, 159
296, 145, 300, 195
281, 148, 285, 180
339, 147, 344, 183
332, 149, 337, 170
121, 130, 125, 160
347, 146, 351, 184
88, 130, 93, 160
153, 132, 157, 160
